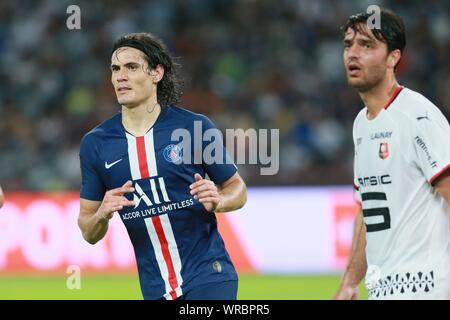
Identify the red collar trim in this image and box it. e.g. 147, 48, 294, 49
384, 86, 404, 110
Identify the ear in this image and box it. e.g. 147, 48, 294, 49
150, 64, 165, 84
388, 49, 401, 70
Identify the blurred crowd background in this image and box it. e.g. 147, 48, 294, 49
0, 0, 449, 191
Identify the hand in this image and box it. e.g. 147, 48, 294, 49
97, 180, 135, 220
190, 173, 221, 212
334, 284, 359, 300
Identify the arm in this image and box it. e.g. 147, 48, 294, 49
0, 185, 4, 208
435, 169, 450, 206
78, 181, 135, 244
190, 172, 247, 213
334, 208, 367, 300
78, 199, 107, 244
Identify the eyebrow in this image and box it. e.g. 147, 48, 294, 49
358, 38, 376, 45
110, 61, 141, 70
343, 37, 376, 46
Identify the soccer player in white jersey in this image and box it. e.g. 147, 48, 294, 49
335, 9, 450, 299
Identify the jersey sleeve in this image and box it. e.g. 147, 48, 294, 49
200, 115, 237, 184
79, 133, 106, 201
413, 111, 450, 186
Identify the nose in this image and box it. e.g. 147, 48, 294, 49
346, 43, 360, 60
115, 69, 128, 83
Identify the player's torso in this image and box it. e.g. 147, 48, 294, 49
354, 106, 450, 299
93, 110, 236, 299
355, 108, 431, 265
98, 124, 200, 217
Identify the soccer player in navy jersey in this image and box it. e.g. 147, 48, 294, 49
78, 33, 247, 300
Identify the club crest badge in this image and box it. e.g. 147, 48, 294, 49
379, 142, 389, 159
163, 144, 183, 164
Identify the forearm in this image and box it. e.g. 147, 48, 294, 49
342, 209, 367, 286
78, 210, 110, 244
216, 178, 247, 213
436, 172, 450, 207
0, 186, 4, 208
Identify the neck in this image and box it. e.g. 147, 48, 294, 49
359, 75, 400, 120
122, 98, 161, 136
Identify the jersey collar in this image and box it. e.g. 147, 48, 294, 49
119, 104, 171, 137
384, 85, 404, 110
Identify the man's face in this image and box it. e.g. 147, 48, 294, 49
343, 24, 391, 92
111, 47, 155, 107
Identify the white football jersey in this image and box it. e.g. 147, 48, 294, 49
353, 87, 450, 299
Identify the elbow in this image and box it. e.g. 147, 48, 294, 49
78, 217, 98, 245
86, 238, 99, 245
82, 232, 99, 245
237, 181, 248, 210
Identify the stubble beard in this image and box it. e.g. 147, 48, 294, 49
347, 68, 385, 93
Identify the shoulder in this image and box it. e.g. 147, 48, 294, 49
392, 87, 446, 122
80, 113, 121, 151
166, 105, 211, 121
165, 105, 216, 127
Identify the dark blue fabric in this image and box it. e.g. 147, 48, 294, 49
79, 105, 238, 300
178, 280, 238, 300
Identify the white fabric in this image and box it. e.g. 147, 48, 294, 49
353, 87, 450, 299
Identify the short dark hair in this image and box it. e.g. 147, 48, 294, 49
112, 32, 183, 106
341, 8, 406, 57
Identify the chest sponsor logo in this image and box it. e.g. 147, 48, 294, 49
121, 177, 195, 221
371, 131, 392, 140
133, 177, 171, 208
378, 142, 389, 159
358, 174, 391, 187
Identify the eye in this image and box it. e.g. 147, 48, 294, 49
128, 64, 138, 71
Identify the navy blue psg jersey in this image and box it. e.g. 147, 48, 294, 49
79, 105, 238, 300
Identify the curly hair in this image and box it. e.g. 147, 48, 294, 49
111, 32, 183, 106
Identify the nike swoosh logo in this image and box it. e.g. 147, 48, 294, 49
105, 159, 122, 169
416, 116, 429, 121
